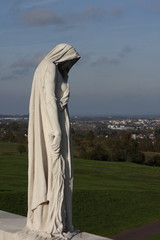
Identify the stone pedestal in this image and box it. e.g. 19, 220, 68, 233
0, 210, 113, 240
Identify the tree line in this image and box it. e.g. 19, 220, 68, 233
1, 122, 160, 166
73, 131, 160, 167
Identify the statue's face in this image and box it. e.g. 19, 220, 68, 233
58, 59, 79, 81
58, 59, 78, 71
58, 60, 72, 73
58, 62, 70, 82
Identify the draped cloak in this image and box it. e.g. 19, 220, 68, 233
26, 44, 80, 238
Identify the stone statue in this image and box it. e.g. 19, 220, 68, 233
26, 43, 80, 239
0, 43, 112, 240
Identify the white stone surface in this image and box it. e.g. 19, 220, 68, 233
0, 210, 26, 232
0, 210, 113, 240
27, 43, 81, 236
73, 232, 113, 240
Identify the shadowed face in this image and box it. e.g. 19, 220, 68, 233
58, 59, 78, 72
58, 59, 79, 81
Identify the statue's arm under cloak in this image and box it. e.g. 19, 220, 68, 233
44, 62, 61, 156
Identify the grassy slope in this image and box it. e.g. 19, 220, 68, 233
73, 159, 160, 236
0, 143, 160, 237
0, 142, 21, 153
146, 234, 160, 240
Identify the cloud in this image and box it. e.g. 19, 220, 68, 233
10, 0, 22, 12
118, 46, 133, 58
0, 53, 45, 81
76, 52, 94, 66
11, 0, 59, 12
140, 1, 160, 12
18, 8, 63, 26
109, 7, 123, 17
91, 46, 133, 66
70, 7, 105, 22
92, 56, 119, 66
11, 53, 44, 69
0, 75, 16, 81
23, 0, 59, 9
12, 68, 30, 75
16, 6, 105, 28
11, 59, 36, 69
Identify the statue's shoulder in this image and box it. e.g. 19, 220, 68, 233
36, 59, 56, 74
45, 61, 57, 75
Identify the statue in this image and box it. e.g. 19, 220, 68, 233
26, 43, 80, 239
0, 43, 112, 240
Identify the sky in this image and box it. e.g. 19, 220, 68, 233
0, 0, 160, 116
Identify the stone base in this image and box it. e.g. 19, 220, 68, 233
0, 210, 113, 240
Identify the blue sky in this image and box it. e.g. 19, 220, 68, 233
0, 0, 160, 116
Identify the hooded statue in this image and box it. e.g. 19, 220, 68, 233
26, 43, 80, 239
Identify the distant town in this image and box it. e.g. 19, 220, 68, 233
2, 114, 160, 166
71, 115, 160, 141
1, 114, 160, 141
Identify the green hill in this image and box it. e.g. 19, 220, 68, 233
0, 148, 160, 237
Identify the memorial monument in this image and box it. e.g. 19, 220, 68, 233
0, 43, 112, 240
26, 43, 80, 239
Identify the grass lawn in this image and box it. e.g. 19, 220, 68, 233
0, 142, 21, 153
0, 142, 160, 237
145, 234, 160, 240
